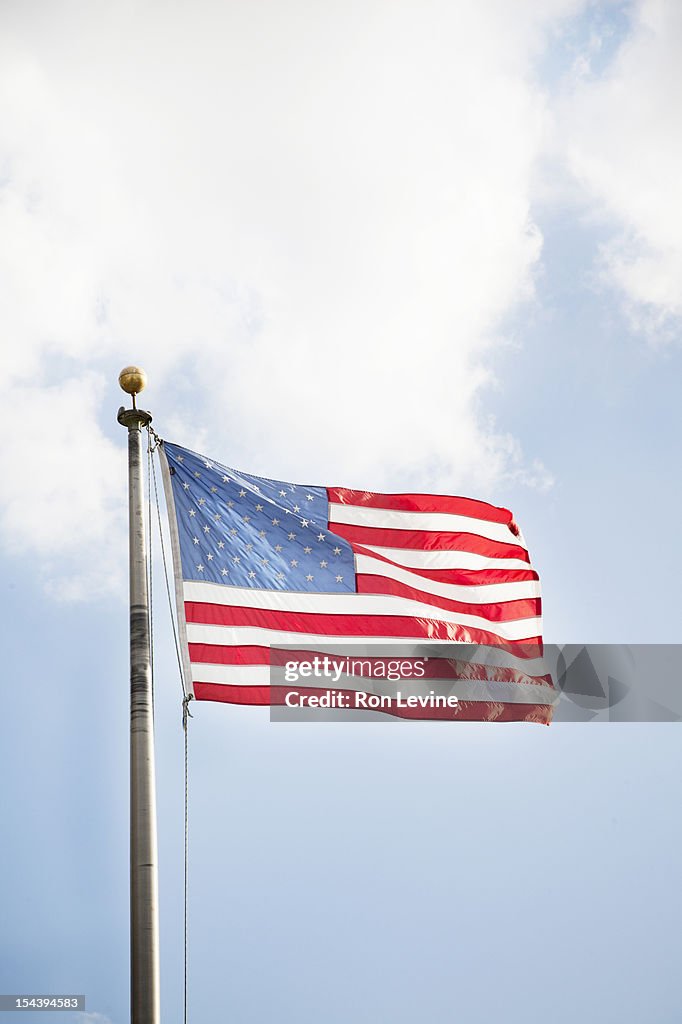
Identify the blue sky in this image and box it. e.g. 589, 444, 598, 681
1, 1, 681, 1021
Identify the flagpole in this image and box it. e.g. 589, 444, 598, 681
117, 366, 160, 1024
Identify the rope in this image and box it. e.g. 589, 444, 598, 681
182, 693, 193, 1024
147, 427, 193, 1023
146, 439, 155, 710
148, 431, 187, 698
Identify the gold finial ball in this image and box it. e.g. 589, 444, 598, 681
118, 365, 148, 396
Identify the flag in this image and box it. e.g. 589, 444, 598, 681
160, 441, 555, 723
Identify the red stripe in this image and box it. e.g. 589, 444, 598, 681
189, 643, 273, 665
350, 543, 538, 586
192, 681, 552, 723
357, 574, 541, 622
189, 644, 553, 687
330, 522, 529, 561
185, 601, 541, 647
193, 682, 271, 705
328, 487, 514, 525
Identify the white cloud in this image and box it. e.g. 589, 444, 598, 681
0, 0, 578, 596
0, 373, 126, 599
557, 0, 682, 338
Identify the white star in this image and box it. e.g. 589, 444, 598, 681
198, 497, 206, 506
248, 570, 256, 579
317, 533, 325, 542
243, 515, 251, 523
303, 546, 312, 554
218, 541, 225, 549
245, 543, 253, 552
221, 568, 229, 576
194, 471, 201, 478
276, 572, 285, 581
211, 486, 218, 493
188, 509, 196, 517
279, 489, 287, 497
227, 500, 234, 508
258, 530, 266, 538
305, 574, 314, 582
233, 556, 241, 564
306, 494, 314, 501
272, 518, 280, 526
192, 537, 200, 545
261, 557, 269, 566
288, 532, 296, 541
207, 553, 213, 561
301, 519, 309, 528
203, 525, 211, 534
177, 455, 185, 462
335, 575, 343, 583
239, 489, 247, 497
274, 544, 283, 553
333, 546, 342, 555
222, 475, 229, 483
290, 559, 298, 567
253, 485, 261, 493
214, 513, 222, 522
255, 503, 264, 512
196, 564, 205, 572
229, 528, 238, 536
320, 560, 328, 568
293, 504, 300, 513
203, 460, 213, 469
182, 482, 190, 491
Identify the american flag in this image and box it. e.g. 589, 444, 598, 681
160, 441, 555, 723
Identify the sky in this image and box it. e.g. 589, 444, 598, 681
1, 0, 681, 1021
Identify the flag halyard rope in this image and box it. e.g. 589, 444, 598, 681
147, 426, 193, 1024
148, 428, 187, 699
147, 440, 155, 711
182, 692, 192, 1024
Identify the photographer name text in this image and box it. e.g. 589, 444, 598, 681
283, 690, 459, 709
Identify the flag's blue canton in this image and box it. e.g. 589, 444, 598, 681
164, 442, 356, 594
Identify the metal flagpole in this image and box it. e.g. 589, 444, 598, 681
117, 366, 160, 1024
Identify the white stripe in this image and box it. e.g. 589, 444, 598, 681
188, 622, 491, 648
359, 545, 532, 571
329, 503, 525, 548
187, 628, 542, 661
182, 581, 540, 641
189, 663, 555, 705
186, 625, 547, 670
355, 553, 540, 605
